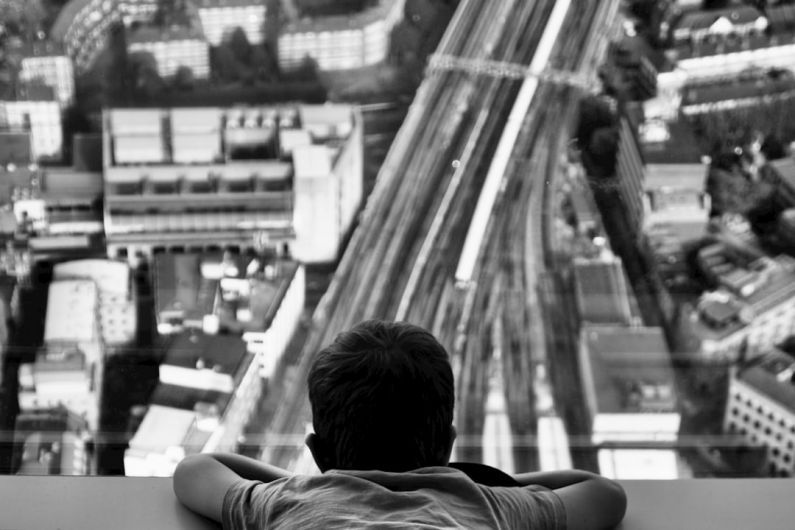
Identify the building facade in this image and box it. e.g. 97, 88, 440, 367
195, 0, 267, 46
278, 0, 406, 70
127, 26, 211, 79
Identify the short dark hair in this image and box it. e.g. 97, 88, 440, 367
307, 320, 455, 471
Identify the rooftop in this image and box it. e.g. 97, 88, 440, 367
283, 0, 396, 33
161, 332, 249, 378
694, 256, 795, 339
737, 348, 795, 413
104, 104, 352, 168
768, 157, 795, 192
580, 326, 677, 416
43, 280, 98, 345
0, 133, 32, 166
682, 76, 795, 108
640, 119, 705, 165
20, 40, 66, 58
766, 3, 795, 33
127, 24, 205, 44
675, 5, 764, 33
644, 163, 706, 191
154, 253, 299, 334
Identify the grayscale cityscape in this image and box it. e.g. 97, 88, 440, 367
1, 0, 795, 485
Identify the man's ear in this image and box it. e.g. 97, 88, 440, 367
443, 424, 457, 465
305, 432, 332, 472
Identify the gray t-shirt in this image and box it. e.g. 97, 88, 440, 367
222, 466, 566, 529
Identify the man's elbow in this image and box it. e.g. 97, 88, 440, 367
173, 454, 206, 502
597, 476, 628, 527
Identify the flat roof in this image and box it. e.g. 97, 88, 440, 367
128, 405, 195, 452
293, 145, 332, 178
162, 332, 248, 377
283, 0, 394, 32
50, 0, 93, 41
641, 119, 704, 165
127, 24, 205, 44
154, 254, 217, 325
573, 255, 632, 326
195, 0, 265, 8
44, 280, 97, 344
738, 348, 795, 412
770, 158, 795, 193
580, 326, 677, 416
0, 132, 32, 166
53, 259, 130, 296
42, 169, 103, 198
645, 164, 706, 191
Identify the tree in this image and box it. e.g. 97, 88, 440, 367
588, 127, 618, 175
128, 51, 164, 98
212, 45, 246, 82
229, 27, 252, 65
173, 66, 195, 90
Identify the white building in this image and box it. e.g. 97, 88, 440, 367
102, 104, 362, 265
50, 0, 159, 73
127, 26, 211, 79
278, 0, 405, 70
18, 280, 103, 430
724, 347, 795, 477
195, 0, 267, 46
292, 105, 363, 263
0, 99, 62, 161
579, 325, 682, 480
52, 260, 137, 349
692, 255, 795, 362
19, 42, 75, 108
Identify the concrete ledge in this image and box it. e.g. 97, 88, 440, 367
2, 476, 795, 529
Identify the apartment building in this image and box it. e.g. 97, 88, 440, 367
724, 347, 795, 477
50, 0, 159, 72
19, 41, 75, 108
579, 325, 681, 479
278, 0, 405, 70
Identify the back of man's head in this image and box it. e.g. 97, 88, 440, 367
307, 320, 455, 472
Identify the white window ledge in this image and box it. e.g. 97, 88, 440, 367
1, 476, 794, 529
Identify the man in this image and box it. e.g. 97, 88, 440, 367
174, 320, 627, 529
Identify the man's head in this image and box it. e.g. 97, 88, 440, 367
306, 320, 456, 472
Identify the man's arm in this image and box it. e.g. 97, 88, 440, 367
173, 453, 292, 522
513, 470, 627, 530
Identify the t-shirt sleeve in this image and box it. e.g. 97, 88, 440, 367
484, 484, 567, 529
222, 479, 276, 530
